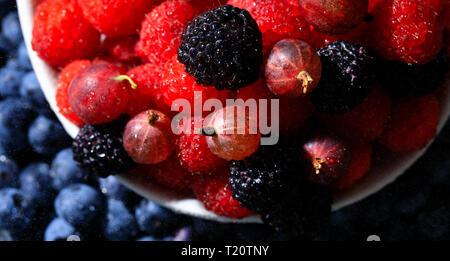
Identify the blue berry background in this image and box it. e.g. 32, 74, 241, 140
0, 1, 449, 241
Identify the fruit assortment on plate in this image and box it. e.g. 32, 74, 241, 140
30, 0, 450, 236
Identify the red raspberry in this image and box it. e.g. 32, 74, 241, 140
380, 94, 440, 153
368, 0, 383, 13
187, 0, 227, 13
137, 1, 196, 66
77, 0, 159, 37
32, 0, 100, 67
370, 0, 444, 64
161, 57, 235, 114
126, 63, 171, 116
319, 86, 392, 144
329, 143, 373, 191
102, 36, 141, 65
175, 117, 226, 174
56, 59, 91, 127
227, 0, 312, 52
191, 168, 253, 218
308, 21, 370, 50
236, 79, 314, 135
129, 156, 196, 193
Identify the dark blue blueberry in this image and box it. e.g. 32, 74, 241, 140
50, 148, 96, 190
0, 98, 36, 132
191, 218, 230, 241
135, 200, 179, 236
98, 176, 141, 208
394, 188, 430, 215
0, 66, 24, 98
0, 34, 13, 53
20, 72, 46, 108
0, 188, 36, 235
417, 206, 450, 240
172, 226, 192, 241
17, 42, 32, 70
136, 236, 157, 241
103, 199, 138, 241
44, 218, 81, 241
19, 162, 55, 204
54, 183, 106, 227
0, 124, 28, 156
28, 115, 71, 156
5, 57, 19, 69
0, 155, 18, 189
1, 12, 23, 47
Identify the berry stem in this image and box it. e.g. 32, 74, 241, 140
297, 70, 313, 94
312, 157, 326, 175
114, 75, 138, 90
147, 111, 161, 125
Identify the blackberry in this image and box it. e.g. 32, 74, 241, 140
177, 5, 263, 91
260, 181, 332, 238
311, 40, 375, 114
72, 116, 135, 178
229, 140, 305, 213
377, 50, 449, 97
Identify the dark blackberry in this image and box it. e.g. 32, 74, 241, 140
311, 40, 375, 114
177, 5, 263, 91
72, 116, 136, 178
260, 181, 332, 238
229, 140, 305, 213
377, 49, 449, 98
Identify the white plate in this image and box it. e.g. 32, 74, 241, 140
17, 0, 450, 223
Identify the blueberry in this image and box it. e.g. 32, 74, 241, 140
98, 176, 140, 208
0, 188, 36, 236
0, 98, 36, 132
103, 199, 138, 241
136, 236, 157, 241
135, 200, 179, 236
417, 206, 450, 240
191, 218, 230, 241
20, 72, 46, 108
173, 226, 193, 241
50, 148, 96, 190
0, 66, 24, 98
1, 12, 23, 47
54, 183, 106, 227
19, 162, 55, 204
0, 155, 18, 189
28, 115, 71, 156
44, 218, 81, 241
0, 34, 13, 53
17, 42, 32, 70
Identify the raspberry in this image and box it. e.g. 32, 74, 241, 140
135, 154, 196, 193
380, 94, 440, 153
329, 143, 373, 191
102, 36, 140, 65
319, 86, 392, 143
175, 117, 226, 174
187, 0, 227, 13
227, 0, 312, 52
161, 57, 235, 114
308, 21, 370, 50
370, 0, 444, 64
137, 1, 196, 66
192, 168, 253, 219
56, 59, 91, 127
77, 0, 158, 37
126, 63, 170, 116
32, 0, 100, 67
